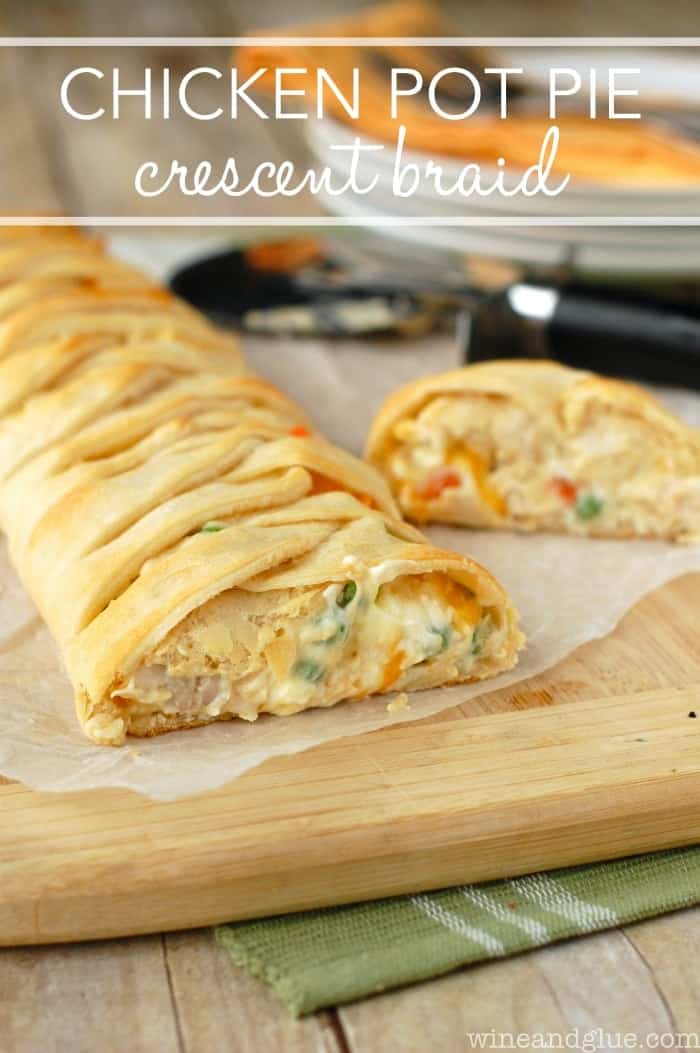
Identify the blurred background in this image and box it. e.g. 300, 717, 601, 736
2, 0, 699, 218
3, 0, 700, 385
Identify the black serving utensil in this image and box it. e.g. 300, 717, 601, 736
169, 241, 700, 389
467, 282, 700, 389
169, 242, 464, 338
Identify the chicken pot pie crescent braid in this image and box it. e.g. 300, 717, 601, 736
367, 360, 700, 542
0, 232, 523, 745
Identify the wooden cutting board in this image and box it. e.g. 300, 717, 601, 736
1, 573, 698, 947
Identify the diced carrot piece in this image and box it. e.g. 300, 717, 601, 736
419, 467, 462, 501
309, 471, 341, 495
551, 476, 578, 504
289, 424, 310, 438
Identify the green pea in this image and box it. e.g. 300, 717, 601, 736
471, 617, 491, 657
431, 625, 451, 653
293, 659, 325, 683
200, 521, 227, 533
324, 622, 350, 646
336, 581, 357, 608
575, 494, 604, 520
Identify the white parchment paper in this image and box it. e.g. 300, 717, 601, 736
0, 235, 697, 800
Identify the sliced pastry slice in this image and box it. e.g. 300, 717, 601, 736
68, 499, 522, 744
367, 360, 700, 542
0, 232, 523, 744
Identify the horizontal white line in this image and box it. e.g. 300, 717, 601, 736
0, 37, 699, 47
2, 216, 699, 227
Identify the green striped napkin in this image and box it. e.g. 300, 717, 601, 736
217, 846, 700, 1016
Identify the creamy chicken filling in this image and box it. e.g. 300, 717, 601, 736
112, 572, 502, 730
388, 396, 699, 539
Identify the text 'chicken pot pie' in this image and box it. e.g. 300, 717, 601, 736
0, 228, 523, 745
367, 360, 700, 542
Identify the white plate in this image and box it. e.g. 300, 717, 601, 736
315, 186, 700, 276
306, 116, 700, 213
304, 116, 700, 275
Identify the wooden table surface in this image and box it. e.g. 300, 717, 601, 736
1, 0, 699, 1049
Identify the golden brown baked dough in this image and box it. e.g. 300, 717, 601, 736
0, 232, 523, 744
236, 1, 700, 187
367, 359, 700, 542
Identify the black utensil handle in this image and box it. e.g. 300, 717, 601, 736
468, 284, 700, 390
549, 292, 700, 388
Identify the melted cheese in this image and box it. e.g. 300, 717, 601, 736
381, 648, 407, 690
386, 390, 699, 541
116, 573, 490, 731
448, 443, 507, 517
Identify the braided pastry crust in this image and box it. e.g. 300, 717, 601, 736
0, 230, 523, 744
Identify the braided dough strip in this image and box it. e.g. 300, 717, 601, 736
0, 231, 523, 744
